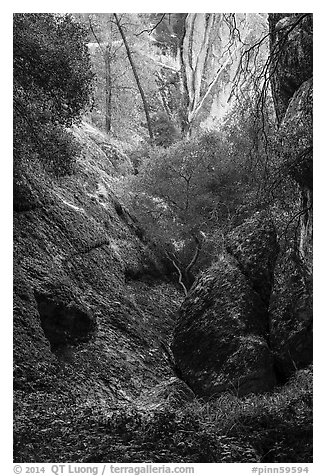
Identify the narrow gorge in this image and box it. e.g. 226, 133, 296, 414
13, 12, 313, 464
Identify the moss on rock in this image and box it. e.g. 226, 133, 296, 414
172, 214, 279, 398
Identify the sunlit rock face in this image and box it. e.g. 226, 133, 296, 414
172, 213, 279, 398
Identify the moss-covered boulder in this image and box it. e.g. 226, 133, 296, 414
225, 213, 279, 304
279, 78, 313, 191
171, 214, 279, 397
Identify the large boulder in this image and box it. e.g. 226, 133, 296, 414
172, 213, 279, 397
225, 213, 279, 304
270, 80, 313, 375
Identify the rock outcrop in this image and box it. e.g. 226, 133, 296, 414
13, 122, 183, 402
170, 14, 313, 397
150, 13, 268, 133
172, 213, 279, 397
268, 13, 312, 124
270, 251, 312, 380
268, 13, 313, 378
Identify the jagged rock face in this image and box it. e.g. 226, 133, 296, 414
280, 78, 313, 270
280, 78, 312, 191
172, 213, 278, 398
13, 122, 183, 399
268, 13, 313, 377
181, 13, 267, 131
269, 13, 312, 124
151, 13, 268, 132
225, 214, 279, 304
270, 252, 312, 380
269, 12, 313, 268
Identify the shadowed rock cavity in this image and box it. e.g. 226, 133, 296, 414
35, 293, 96, 351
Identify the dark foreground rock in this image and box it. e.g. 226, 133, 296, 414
172, 213, 279, 397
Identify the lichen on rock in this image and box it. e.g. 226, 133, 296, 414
267, 13, 313, 380
172, 213, 279, 398
13, 122, 183, 401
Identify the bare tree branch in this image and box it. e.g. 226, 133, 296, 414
136, 14, 166, 37
165, 251, 188, 296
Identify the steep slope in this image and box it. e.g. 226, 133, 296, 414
13, 122, 185, 462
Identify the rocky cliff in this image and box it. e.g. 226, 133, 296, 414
269, 13, 313, 378
13, 14, 313, 463
14, 121, 189, 460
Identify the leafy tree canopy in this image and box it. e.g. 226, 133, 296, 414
13, 13, 94, 175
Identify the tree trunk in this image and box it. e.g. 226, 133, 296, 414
114, 13, 154, 141
88, 16, 113, 135
180, 13, 255, 135
104, 47, 112, 134
181, 13, 216, 133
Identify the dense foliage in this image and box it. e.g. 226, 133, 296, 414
14, 367, 312, 463
78, 13, 169, 142
123, 92, 283, 277
13, 13, 93, 175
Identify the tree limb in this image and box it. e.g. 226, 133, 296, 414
136, 14, 166, 37
165, 251, 188, 296
88, 16, 105, 55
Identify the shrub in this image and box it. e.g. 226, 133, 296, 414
152, 112, 181, 147
13, 14, 93, 176
14, 367, 312, 462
